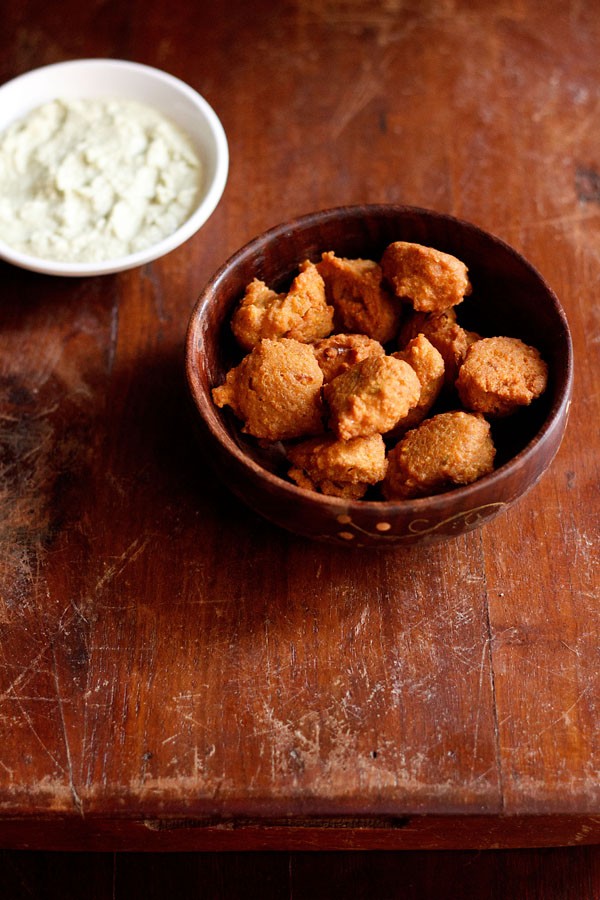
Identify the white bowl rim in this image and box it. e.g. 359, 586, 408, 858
0, 58, 229, 277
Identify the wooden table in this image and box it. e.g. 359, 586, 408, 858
0, 0, 598, 855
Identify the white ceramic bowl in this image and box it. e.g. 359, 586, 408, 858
0, 59, 229, 276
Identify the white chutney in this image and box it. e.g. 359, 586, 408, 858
0, 98, 203, 263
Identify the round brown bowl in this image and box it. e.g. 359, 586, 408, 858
185, 205, 573, 547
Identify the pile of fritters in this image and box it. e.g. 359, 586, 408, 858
212, 242, 548, 500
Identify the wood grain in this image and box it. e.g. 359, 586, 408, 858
0, 847, 600, 900
2, 847, 600, 900
0, 0, 598, 851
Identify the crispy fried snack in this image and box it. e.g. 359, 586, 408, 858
287, 433, 387, 499
398, 308, 480, 386
231, 261, 334, 351
317, 251, 401, 344
456, 336, 548, 417
324, 355, 421, 441
391, 334, 445, 433
312, 332, 385, 383
381, 241, 471, 312
382, 411, 495, 500
212, 338, 324, 441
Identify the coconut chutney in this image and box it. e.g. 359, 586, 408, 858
0, 98, 203, 263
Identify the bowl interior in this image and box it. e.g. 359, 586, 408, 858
189, 205, 571, 509
0, 59, 228, 275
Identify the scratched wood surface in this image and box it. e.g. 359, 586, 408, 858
0, 0, 598, 852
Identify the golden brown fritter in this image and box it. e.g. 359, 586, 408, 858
231, 261, 334, 351
456, 336, 548, 417
230, 279, 283, 350
398, 308, 480, 386
382, 411, 495, 500
212, 241, 551, 509
317, 251, 401, 344
398, 308, 457, 346
391, 334, 445, 433
324, 355, 421, 441
287, 433, 388, 499
381, 241, 471, 312
312, 332, 385, 383
212, 338, 324, 441
288, 467, 367, 500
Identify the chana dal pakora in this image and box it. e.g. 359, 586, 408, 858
211, 239, 548, 501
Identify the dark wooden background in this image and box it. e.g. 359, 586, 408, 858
1, 0, 599, 895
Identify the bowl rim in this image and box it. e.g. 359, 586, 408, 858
0, 58, 229, 277
186, 203, 574, 517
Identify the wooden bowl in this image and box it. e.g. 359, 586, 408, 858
185, 205, 573, 546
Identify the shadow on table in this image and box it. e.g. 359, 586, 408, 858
1, 847, 599, 899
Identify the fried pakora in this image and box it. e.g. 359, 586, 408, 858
212, 338, 324, 441
398, 308, 480, 386
317, 251, 401, 344
381, 241, 472, 312
391, 334, 445, 433
324, 355, 421, 441
382, 411, 495, 500
211, 240, 550, 505
456, 336, 548, 417
231, 261, 334, 351
287, 433, 387, 499
312, 332, 385, 383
